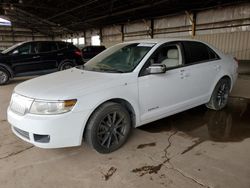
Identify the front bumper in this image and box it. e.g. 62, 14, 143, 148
7, 107, 88, 148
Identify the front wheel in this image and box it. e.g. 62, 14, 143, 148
206, 78, 231, 110
0, 68, 10, 85
85, 102, 131, 153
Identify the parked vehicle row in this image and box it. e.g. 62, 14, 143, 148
7, 38, 238, 153
0, 41, 107, 85
81, 45, 106, 62
0, 41, 83, 85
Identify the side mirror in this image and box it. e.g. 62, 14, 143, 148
147, 64, 167, 74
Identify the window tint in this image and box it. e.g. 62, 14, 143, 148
15, 43, 32, 55
84, 43, 153, 73
182, 41, 218, 64
82, 46, 105, 52
31, 42, 39, 54
139, 43, 182, 76
207, 47, 218, 60
96, 46, 106, 52
82, 46, 91, 52
57, 42, 67, 49
67, 43, 78, 50
149, 44, 181, 68
82, 47, 88, 52
37, 42, 58, 53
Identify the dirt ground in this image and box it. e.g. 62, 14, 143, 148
0, 76, 250, 188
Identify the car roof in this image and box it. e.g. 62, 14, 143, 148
16, 40, 69, 44
84, 45, 105, 47
124, 38, 204, 45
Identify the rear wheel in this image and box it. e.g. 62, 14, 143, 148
85, 102, 131, 153
206, 78, 230, 110
59, 62, 74, 71
0, 68, 10, 85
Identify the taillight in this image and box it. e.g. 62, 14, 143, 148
74, 50, 82, 57
233, 57, 239, 65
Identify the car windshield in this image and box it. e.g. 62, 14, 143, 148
1, 42, 24, 54
80, 43, 154, 73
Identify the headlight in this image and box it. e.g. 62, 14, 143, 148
29, 99, 77, 115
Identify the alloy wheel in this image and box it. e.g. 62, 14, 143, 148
97, 112, 127, 149
0, 70, 8, 84
62, 64, 73, 70
216, 83, 229, 108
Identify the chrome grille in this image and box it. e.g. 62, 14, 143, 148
10, 93, 33, 115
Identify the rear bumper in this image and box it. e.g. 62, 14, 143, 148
7, 107, 88, 148
231, 66, 238, 91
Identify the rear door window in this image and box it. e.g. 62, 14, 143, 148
68, 43, 78, 50
37, 42, 58, 53
182, 41, 219, 65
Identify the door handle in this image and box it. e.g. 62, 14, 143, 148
180, 69, 190, 79
32, 56, 40, 58
213, 65, 221, 71
57, 53, 63, 56
180, 69, 185, 79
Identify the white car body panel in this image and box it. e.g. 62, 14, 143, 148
7, 38, 238, 148
14, 69, 133, 101
8, 108, 88, 148
138, 61, 217, 123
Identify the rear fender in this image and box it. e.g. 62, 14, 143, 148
209, 72, 233, 98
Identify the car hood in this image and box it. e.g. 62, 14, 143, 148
14, 68, 132, 100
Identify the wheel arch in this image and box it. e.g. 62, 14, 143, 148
58, 59, 76, 69
0, 64, 13, 78
217, 75, 232, 90
206, 74, 232, 110
81, 98, 137, 143
107, 98, 136, 127
221, 75, 232, 87
209, 74, 232, 99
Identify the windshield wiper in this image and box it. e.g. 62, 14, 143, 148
98, 68, 124, 73
76, 65, 84, 70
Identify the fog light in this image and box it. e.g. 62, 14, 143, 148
34, 134, 50, 143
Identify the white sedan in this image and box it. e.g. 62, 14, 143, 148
7, 39, 238, 153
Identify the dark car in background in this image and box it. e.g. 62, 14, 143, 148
81, 45, 106, 62
0, 41, 83, 85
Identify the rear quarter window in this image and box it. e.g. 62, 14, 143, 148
182, 41, 219, 65
82, 47, 88, 52
68, 43, 78, 51
57, 42, 67, 49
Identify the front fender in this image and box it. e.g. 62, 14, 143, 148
76, 82, 140, 144
0, 63, 14, 78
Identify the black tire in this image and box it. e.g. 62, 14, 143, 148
206, 78, 231, 110
85, 102, 131, 153
59, 62, 74, 71
0, 68, 10, 85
